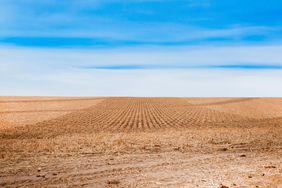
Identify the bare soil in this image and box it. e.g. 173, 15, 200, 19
0, 97, 281, 187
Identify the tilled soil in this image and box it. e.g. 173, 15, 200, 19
0, 97, 282, 187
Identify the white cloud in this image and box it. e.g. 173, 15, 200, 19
1, 67, 282, 97
1, 45, 282, 96
2, 44, 282, 67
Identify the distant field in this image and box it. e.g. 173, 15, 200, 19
0, 97, 104, 129
0, 97, 282, 187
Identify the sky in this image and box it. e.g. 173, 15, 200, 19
1, 0, 282, 96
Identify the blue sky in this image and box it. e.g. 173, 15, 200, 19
1, 0, 282, 47
1, 0, 282, 96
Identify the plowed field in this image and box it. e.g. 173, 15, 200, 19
0, 97, 282, 187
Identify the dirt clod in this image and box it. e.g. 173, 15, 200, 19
107, 180, 120, 185
219, 184, 229, 188
265, 165, 276, 169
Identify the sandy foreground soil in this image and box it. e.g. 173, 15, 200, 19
0, 97, 282, 188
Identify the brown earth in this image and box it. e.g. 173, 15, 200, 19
0, 97, 281, 187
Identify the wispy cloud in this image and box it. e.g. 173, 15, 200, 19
1, 45, 282, 96
1, 1, 282, 96
0, 25, 280, 48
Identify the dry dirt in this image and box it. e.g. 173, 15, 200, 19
0, 97, 281, 188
